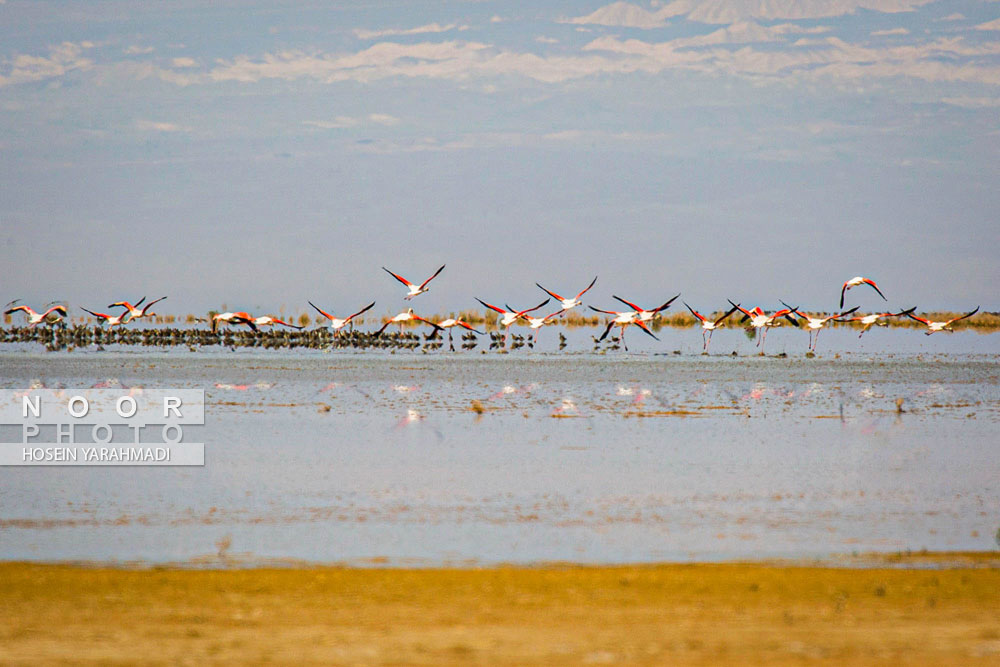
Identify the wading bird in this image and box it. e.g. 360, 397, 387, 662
848, 307, 916, 337
589, 306, 658, 351
535, 276, 597, 312
905, 307, 980, 335
4, 302, 67, 327
383, 265, 445, 300
81, 307, 130, 328
840, 277, 886, 308
308, 301, 375, 332
252, 316, 302, 330
211, 311, 258, 333
613, 293, 680, 323
729, 301, 799, 354
781, 302, 858, 352
475, 298, 549, 344
376, 308, 444, 335
684, 302, 741, 353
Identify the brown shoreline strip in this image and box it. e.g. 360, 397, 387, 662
3, 558, 999, 664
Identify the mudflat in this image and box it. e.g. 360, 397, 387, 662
3, 556, 1000, 665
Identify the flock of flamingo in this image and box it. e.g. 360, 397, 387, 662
3, 267, 982, 353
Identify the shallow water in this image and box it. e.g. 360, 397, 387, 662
1, 330, 999, 565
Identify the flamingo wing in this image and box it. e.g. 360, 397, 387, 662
946, 306, 980, 326
613, 295, 642, 312
141, 296, 167, 314
520, 298, 551, 316
475, 298, 506, 315
683, 302, 707, 322
906, 312, 931, 325
589, 306, 617, 315
834, 306, 860, 320
863, 278, 887, 301
419, 264, 446, 289
536, 283, 565, 301
231, 316, 258, 332
653, 293, 680, 312
728, 299, 753, 318
347, 301, 376, 321
597, 321, 615, 342
308, 301, 335, 320
414, 315, 444, 330
634, 321, 660, 341
575, 276, 598, 299
714, 304, 741, 326
44, 305, 68, 318
383, 267, 413, 287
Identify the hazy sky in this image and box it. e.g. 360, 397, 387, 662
1, 0, 997, 317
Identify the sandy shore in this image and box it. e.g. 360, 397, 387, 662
3, 555, 1000, 665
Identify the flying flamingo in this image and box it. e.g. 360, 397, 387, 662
519, 309, 565, 343
684, 302, 741, 353
376, 308, 444, 335
728, 301, 798, 354
848, 307, 916, 337
110, 296, 167, 322
840, 277, 886, 308
588, 306, 659, 351
80, 308, 130, 328
905, 307, 980, 335
435, 317, 484, 347
535, 276, 597, 312
781, 301, 858, 352
475, 298, 549, 344
613, 293, 680, 323
252, 316, 303, 330
4, 302, 68, 327
211, 311, 258, 333
382, 265, 445, 300
308, 301, 375, 332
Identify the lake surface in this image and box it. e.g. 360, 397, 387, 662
1, 329, 999, 565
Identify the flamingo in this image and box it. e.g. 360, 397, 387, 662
211, 311, 258, 333
588, 306, 658, 351
840, 277, 886, 308
80, 308, 130, 328
252, 316, 303, 330
4, 302, 68, 327
848, 307, 916, 337
434, 317, 484, 348
684, 302, 741, 353
376, 308, 444, 335
906, 307, 979, 335
728, 301, 798, 354
519, 309, 565, 343
382, 265, 445, 300
613, 293, 680, 323
110, 296, 167, 322
535, 276, 597, 311
475, 298, 549, 344
308, 301, 375, 332
781, 302, 858, 352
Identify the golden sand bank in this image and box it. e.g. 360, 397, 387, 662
3, 555, 1000, 665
